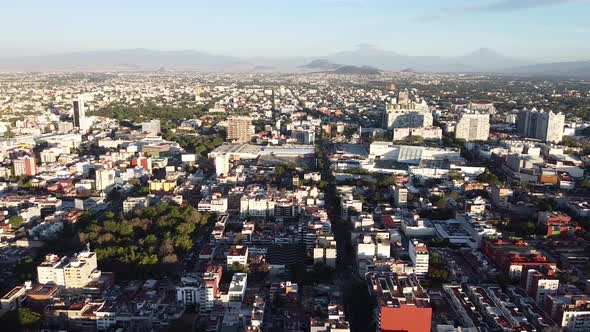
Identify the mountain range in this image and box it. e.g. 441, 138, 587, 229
0, 46, 589, 77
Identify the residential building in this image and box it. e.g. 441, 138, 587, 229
409, 240, 429, 277
393, 183, 408, 207
13, 156, 37, 176
37, 254, 68, 286
366, 272, 432, 332
455, 112, 490, 141
63, 250, 98, 288
141, 119, 161, 135
546, 295, 590, 332
313, 235, 337, 268
517, 108, 565, 143
228, 273, 247, 303
227, 116, 254, 142
95, 168, 116, 191
122, 196, 150, 214
537, 211, 580, 237
491, 186, 513, 209
227, 245, 248, 267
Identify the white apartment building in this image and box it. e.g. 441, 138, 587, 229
536, 278, 559, 308
38, 250, 97, 289
393, 184, 408, 207
228, 273, 248, 303
63, 250, 98, 288
227, 245, 249, 267
313, 235, 337, 267
409, 240, 429, 277
455, 112, 490, 141
562, 309, 590, 332
37, 254, 68, 286
356, 235, 391, 261
95, 168, 116, 191
122, 196, 150, 214
240, 195, 275, 217
198, 194, 228, 213
141, 119, 161, 135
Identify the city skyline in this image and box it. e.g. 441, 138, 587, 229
2, 0, 590, 62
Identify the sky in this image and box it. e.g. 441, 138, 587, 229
2, 0, 590, 62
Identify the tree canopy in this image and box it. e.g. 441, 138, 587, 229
79, 202, 212, 279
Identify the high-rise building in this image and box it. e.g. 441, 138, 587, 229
227, 116, 254, 142
72, 98, 85, 129
72, 97, 93, 132
366, 272, 432, 332
13, 156, 37, 176
517, 108, 565, 143
409, 240, 429, 277
383, 91, 433, 130
455, 112, 490, 141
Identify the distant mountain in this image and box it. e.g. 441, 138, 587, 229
453, 48, 529, 72
505, 60, 590, 78
333, 65, 381, 75
325, 45, 529, 72
0, 49, 247, 71
299, 59, 342, 70
1, 47, 588, 77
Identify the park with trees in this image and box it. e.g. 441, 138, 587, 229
78, 202, 212, 279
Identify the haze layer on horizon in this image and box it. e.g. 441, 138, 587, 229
2, 0, 590, 62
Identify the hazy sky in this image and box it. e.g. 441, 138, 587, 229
2, 0, 590, 61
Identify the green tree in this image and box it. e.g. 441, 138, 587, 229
15, 257, 35, 282
231, 262, 249, 273
9, 215, 25, 229
19, 307, 42, 329
477, 170, 500, 186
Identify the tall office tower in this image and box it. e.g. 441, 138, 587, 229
227, 116, 254, 142
72, 98, 85, 129
455, 112, 490, 141
517, 108, 565, 143
13, 156, 38, 176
